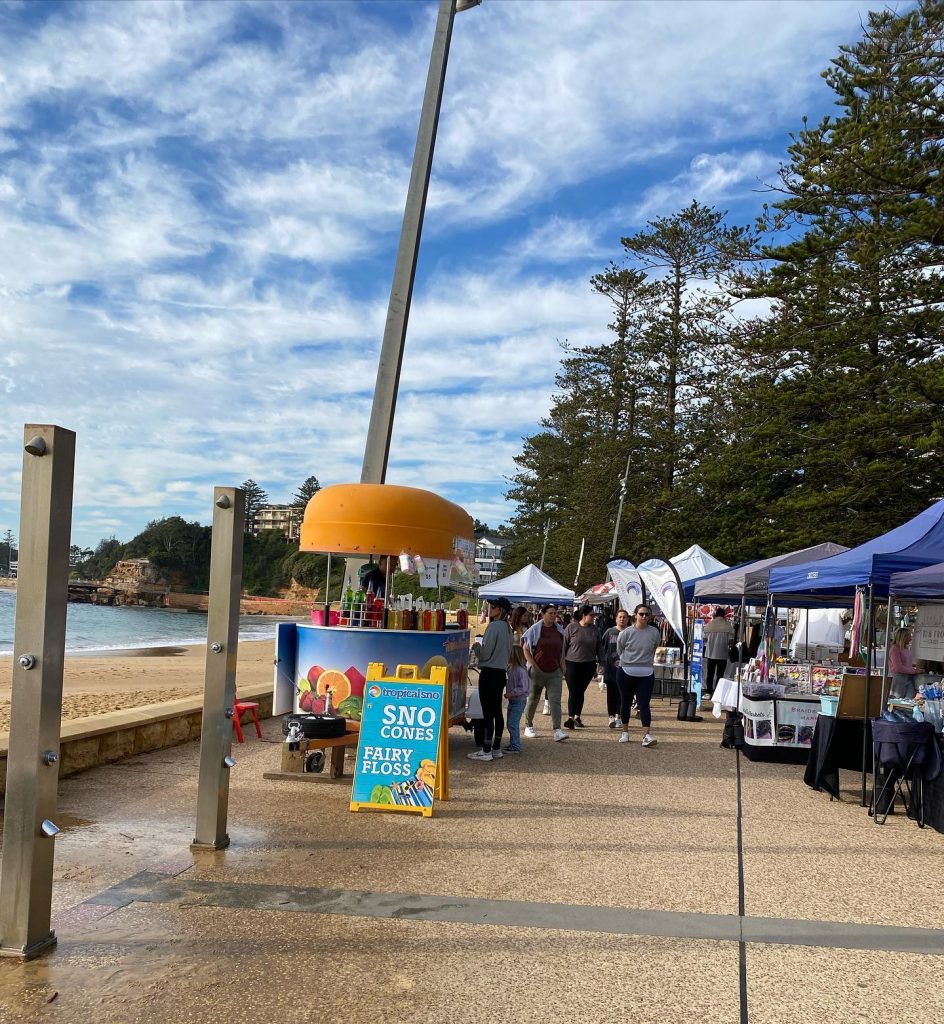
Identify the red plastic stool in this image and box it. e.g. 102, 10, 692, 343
233, 690, 262, 743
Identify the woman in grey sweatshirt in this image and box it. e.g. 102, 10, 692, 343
615, 604, 661, 747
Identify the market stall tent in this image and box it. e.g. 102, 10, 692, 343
693, 542, 848, 605
577, 581, 618, 604
768, 498, 944, 602
646, 543, 728, 581
578, 544, 729, 603
789, 608, 846, 656
889, 562, 944, 600
478, 564, 575, 605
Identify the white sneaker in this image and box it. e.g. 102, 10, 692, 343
553, 728, 569, 742
619, 731, 630, 743
542, 700, 551, 716
467, 750, 493, 761
524, 725, 537, 738
642, 733, 657, 747
491, 748, 504, 759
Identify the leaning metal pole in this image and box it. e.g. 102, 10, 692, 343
0, 424, 75, 960
192, 487, 246, 850
361, 0, 459, 484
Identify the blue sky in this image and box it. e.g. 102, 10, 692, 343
0, 0, 877, 549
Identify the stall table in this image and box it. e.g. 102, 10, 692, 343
803, 714, 872, 799
739, 691, 820, 764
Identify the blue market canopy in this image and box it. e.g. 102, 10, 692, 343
478, 563, 575, 604
693, 543, 849, 605
889, 562, 944, 600
768, 499, 944, 602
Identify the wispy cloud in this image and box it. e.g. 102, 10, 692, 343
0, 0, 871, 544
630, 149, 780, 222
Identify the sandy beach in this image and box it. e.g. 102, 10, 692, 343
0, 639, 275, 733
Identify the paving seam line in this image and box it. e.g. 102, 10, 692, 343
78, 871, 944, 956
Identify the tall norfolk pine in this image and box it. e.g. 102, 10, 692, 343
505, 3, 944, 581
505, 204, 753, 581
725, 0, 944, 551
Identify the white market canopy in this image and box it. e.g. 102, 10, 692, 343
659, 544, 728, 581
478, 563, 575, 604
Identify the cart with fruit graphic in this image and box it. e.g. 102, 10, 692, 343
271, 482, 476, 791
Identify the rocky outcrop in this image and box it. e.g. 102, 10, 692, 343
93, 559, 169, 607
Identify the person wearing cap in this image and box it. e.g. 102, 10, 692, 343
468, 598, 514, 762
521, 605, 569, 742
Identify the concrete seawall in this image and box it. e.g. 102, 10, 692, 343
0, 680, 274, 795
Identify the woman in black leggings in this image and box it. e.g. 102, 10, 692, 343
563, 605, 602, 729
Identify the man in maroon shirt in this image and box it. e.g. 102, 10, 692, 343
521, 605, 569, 742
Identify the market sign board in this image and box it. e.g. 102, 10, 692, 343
350, 663, 449, 818
913, 604, 944, 662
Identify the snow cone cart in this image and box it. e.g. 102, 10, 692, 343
270, 484, 475, 781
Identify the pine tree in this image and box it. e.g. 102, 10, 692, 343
240, 479, 269, 535
726, 0, 944, 550
291, 475, 321, 530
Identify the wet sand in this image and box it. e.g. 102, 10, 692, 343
0, 640, 275, 733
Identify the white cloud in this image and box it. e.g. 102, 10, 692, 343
0, 0, 874, 546
631, 150, 779, 221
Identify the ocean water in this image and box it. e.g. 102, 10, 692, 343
0, 588, 293, 655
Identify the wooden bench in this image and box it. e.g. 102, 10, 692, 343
262, 725, 360, 783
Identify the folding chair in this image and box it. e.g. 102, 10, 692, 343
870, 719, 941, 827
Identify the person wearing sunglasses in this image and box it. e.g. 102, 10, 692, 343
615, 604, 661, 747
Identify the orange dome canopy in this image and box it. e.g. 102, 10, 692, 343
299, 483, 474, 558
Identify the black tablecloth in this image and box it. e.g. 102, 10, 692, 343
923, 736, 944, 835
803, 714, 872, 799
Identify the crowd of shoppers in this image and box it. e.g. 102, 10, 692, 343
468, 599, 675, 759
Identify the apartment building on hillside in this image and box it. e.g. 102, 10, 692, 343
253, 504, 299, 541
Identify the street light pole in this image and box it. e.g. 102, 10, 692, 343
360, 0, 480, 484
610, 451, 632, 558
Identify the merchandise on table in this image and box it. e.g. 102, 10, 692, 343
811, 664, 844, 696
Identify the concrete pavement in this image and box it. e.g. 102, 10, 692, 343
1, 684, 942, 1023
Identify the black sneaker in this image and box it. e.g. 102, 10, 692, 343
563, 718, 575, 730
574, 718, 586, 728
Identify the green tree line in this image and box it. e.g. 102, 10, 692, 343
505, 2, 944, 586
71, 474, 336, 597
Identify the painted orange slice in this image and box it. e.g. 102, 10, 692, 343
315, 669, 351, 703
